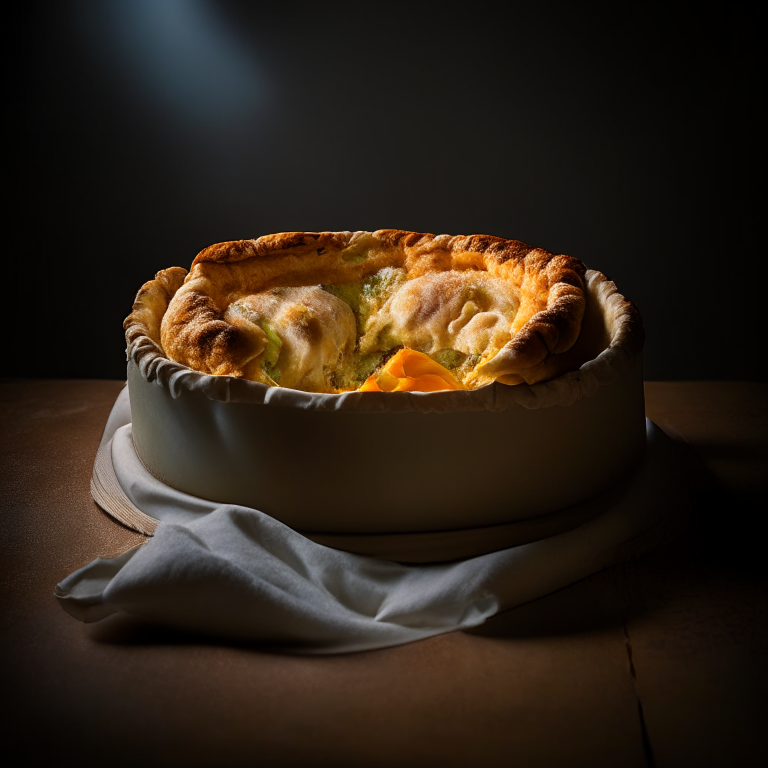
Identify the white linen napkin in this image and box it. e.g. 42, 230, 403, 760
56, 387, 687, 654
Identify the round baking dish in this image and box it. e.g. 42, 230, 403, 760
124, 268, 645, 558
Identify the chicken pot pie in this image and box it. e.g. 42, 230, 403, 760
154, 230, 590, 393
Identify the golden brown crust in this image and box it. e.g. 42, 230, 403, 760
124, 266, 188, 352
156, 230, 588, 390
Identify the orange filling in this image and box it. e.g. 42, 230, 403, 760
358, 348, 465, 393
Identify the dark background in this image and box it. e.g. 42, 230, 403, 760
9, 1, 762, 381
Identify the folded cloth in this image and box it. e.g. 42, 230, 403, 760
56, 387, 687, 654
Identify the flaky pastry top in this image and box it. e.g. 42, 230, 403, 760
132, 230, 591, 393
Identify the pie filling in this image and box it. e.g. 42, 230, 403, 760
224, 267, 520, 393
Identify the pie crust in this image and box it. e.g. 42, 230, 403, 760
154, 230, 590, 391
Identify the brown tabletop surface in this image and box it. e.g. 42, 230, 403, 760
1, 380, 766, 767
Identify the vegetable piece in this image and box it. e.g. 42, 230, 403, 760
259, 321, 282, 372
358, 348, 465, 393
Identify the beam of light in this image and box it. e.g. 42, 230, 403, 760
76, 0, 269, 135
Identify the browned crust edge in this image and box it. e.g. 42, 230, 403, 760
139, 231, 591, 388
124, 266, 188, 352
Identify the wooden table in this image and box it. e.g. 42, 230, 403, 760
2, 380, 766, 767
